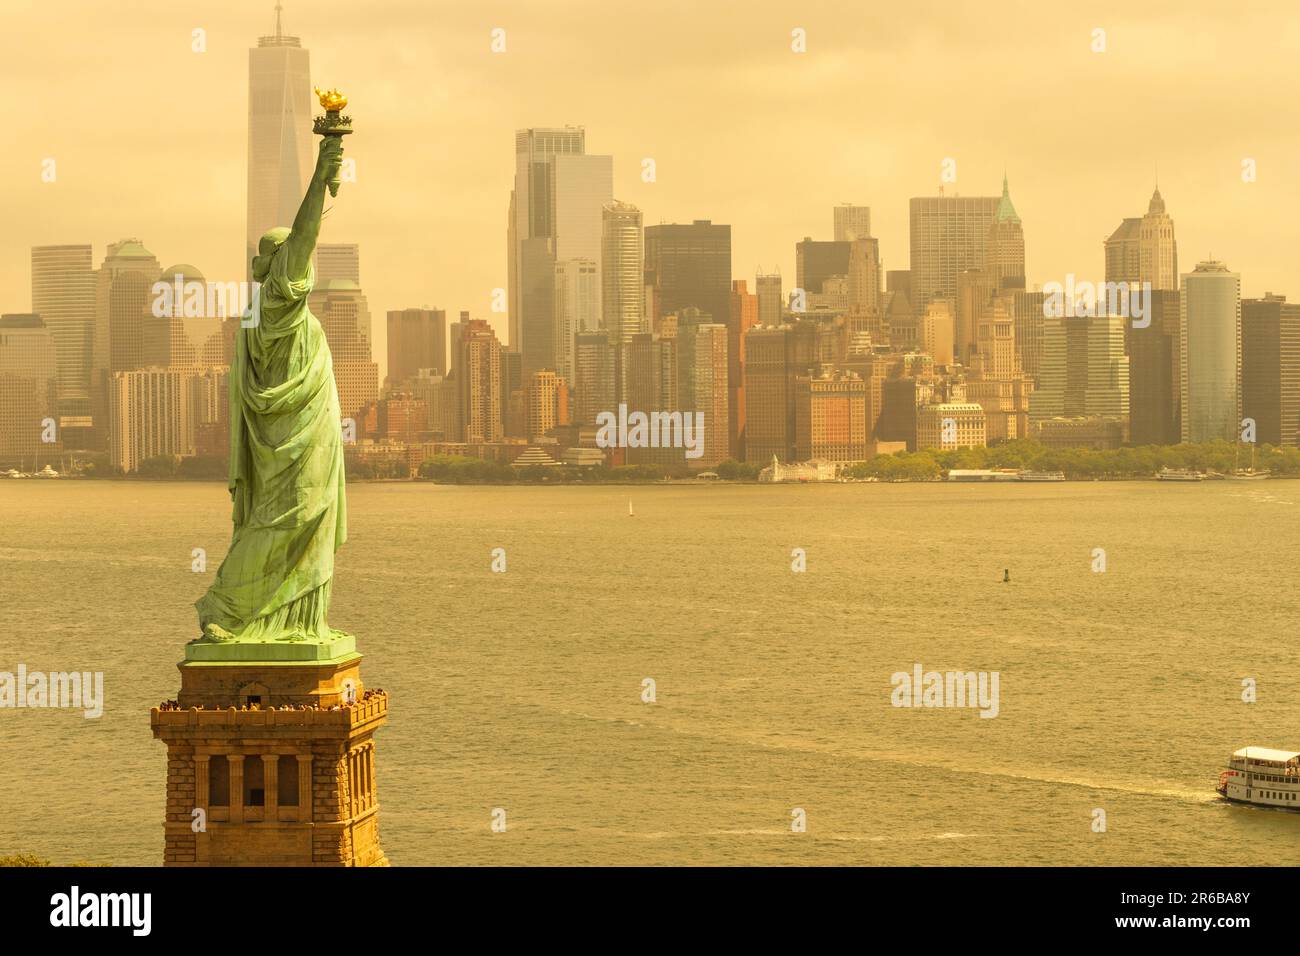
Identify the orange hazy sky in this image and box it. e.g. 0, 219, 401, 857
4, 0, 1300, 380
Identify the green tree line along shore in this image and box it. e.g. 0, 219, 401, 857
62, 440, 1300, 483
842, 439, 1298, 481
407, 455, 763, 484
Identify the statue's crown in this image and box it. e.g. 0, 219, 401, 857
314, 87, 348, 111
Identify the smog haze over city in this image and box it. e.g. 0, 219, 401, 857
0, 0, 1296, 939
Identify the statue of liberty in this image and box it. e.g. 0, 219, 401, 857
194, 133, 348, 648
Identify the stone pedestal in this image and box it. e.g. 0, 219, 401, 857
150, 647, 388, 866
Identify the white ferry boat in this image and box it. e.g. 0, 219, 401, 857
1218, 747, 1300, 809
1018, 470, 1065, 482
1157, 468, 1205, 482
946, 468, 1021, 482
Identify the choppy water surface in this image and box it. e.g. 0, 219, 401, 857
2, 480, 1299, 865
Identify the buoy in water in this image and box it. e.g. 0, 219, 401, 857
1002, 568, 1010, 583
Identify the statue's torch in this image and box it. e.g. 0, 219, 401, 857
312, 87, 353, 198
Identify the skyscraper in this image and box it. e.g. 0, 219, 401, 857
376, 395, 428, 445
921, 301, 955, 366
744, 325, 791, 463
728, 280, 759, 460
316, 243, 360, 285
885, 288, 918, 350
186, 367, 231, 459
1128, 290, 1181, 445
409, 369, 460, 441
1009, 290, 1045, 382
246, 5, 313, 279
1105, 187, 1177, 290
0, 314, 59, 461
1139, 188, 1177, 290
642, 266, 660, 338
1104, 218, 1141, 286
795, 239, 850, 299
621, 332, 678, 466
142, 264, 227, 369
525, 369, 568, 442
874, 365, 927, 450
31, 244, 95, 427
498, 348, 523, 438
458, 319, 503, 443
309, 279, 379, 421
968, 295, 1031, 441
1241, 294, 1300, 448
572, 331, 618, 428
1029, 313, 1129, 427
676, 314, 729, 467
108, 368, 186, 473
644, 221, 732, 331
1180, 260, 1240, 443
955, 269, 995, 367
909, 194, 1000, 314
554, 258, 600, 386
508, 127, 612, 376
985, 176, 1025, 292
794, 369, 866, 463
972, 296, 1021, 381
387, 308, 448, 383
846, 238, 882, 315
601, 201, 644, 344
92, 239, 161, 450
833, 205, 872, 242
448, 311, 469, 373
517, 239, 556, 378
792, 236, 880, 322
886, 270, 912, 300
755, 271, 783, 326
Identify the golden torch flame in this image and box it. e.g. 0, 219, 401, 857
314, 87, 348, 112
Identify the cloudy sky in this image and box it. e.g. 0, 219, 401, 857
4, 0, 1299, 378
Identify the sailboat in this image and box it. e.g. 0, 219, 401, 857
1227, 442, 1270, 480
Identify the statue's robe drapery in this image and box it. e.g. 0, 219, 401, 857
195, 250, 347, 642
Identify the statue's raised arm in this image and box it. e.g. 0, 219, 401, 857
284, 137, 343, 278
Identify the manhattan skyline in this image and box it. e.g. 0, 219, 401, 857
5, 0, 1300, 388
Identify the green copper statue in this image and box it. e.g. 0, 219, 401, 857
193, 128, 349, 653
